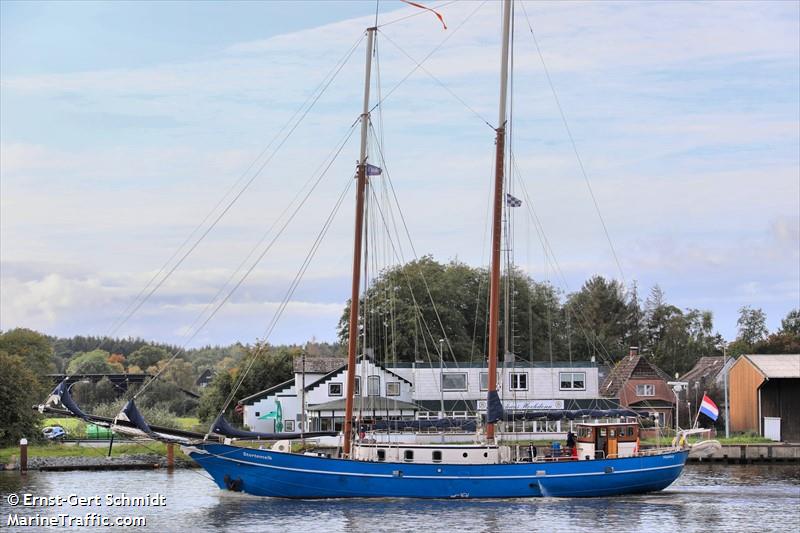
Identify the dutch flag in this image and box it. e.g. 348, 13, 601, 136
699, 394, 719, 421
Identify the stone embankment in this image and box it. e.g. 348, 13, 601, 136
688, 443, 800, 463
3, 454, 196, 471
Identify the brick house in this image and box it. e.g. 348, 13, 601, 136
600, 347, 675, 428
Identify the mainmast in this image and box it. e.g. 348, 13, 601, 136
343, 27, 375, 457
486, 0, 512, 442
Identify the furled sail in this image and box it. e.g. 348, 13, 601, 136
209, 414, 338, 440
43, 379, 95, 422
369, 419, 478, 432
486, 390, 505, 423
505, 408, 640, 421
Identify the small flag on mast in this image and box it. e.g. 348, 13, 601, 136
400, 0, 447, 30
506, 193, 522, 207
699, 394, 719, 421
366, 163, 382, 176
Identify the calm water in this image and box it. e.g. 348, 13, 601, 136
1, 464, 798, 532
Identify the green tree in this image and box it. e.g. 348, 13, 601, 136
754, 308, 800, 354
779, 308, 800, 336
67, 350, 114, 374
337, 257, 562, 363
0, 328, 55, 378
736, 306, 768, 346
128, 345, 171, 370
564, 276, 631, 361
0, 351, 42, 445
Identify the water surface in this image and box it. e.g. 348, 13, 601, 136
1, 464, 798, 532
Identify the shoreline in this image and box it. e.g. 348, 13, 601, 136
3, 443, 799, 471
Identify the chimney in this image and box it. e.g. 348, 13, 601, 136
629, 346, 639, 359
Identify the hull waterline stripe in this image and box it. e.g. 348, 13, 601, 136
194, 450, 685, 480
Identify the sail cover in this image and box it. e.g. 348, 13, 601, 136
46, 380, 91, 421
115, 399, 157, 437
504, 408, 640, 421
209, 414, 338, 440
370, 419, 477, 432
486, 390, 505, 423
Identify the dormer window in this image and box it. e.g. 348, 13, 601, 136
636, 384, 655, 397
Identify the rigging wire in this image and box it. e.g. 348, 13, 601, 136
519, 1, 626, 285
378, 0, 459, 28
216, 164, 357, 417
136, 120, 360, 400
104, 33, 366, 342
369, 1, 487, 116
378, 30, 493, 130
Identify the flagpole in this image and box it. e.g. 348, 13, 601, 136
692, 390, 705, 429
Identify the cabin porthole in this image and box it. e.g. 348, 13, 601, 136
462, 452, 468, 458
483, 452, 488, 458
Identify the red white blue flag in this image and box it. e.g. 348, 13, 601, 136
699, 394, 719, 421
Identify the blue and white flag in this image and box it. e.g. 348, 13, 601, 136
506, 193, 522, 207
366, 164, 382, 176
699, 394, 719, 421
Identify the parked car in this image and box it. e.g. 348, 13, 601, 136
42, 426, 67, 440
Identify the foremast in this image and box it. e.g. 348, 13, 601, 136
486, 0, 512, 442
344, 27, 376, 457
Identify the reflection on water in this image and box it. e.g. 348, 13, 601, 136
1, 464, 798, 532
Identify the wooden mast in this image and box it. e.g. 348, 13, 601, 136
486, 0, 512, 442
343, 27, 375, 457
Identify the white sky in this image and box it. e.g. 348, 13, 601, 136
1, 0, 798, 349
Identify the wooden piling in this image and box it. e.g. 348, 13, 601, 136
20, 438, 28, 473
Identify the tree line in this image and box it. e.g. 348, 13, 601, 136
337, 257, 798, 378
1, 258, 796, 444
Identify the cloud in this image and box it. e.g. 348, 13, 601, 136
1, 1, 798, 343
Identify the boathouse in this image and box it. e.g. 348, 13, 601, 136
729, 354, 800, 442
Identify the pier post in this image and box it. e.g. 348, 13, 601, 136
20, 438, 28, 473
166, 442, 174, 470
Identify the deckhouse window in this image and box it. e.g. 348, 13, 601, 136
328, 382, 343, 396
386, 382, 400, 396
441, 373, 468, 392
377, 449, 386, 461
559, 372, 586, 391
368, 376, 380, 396
480, 372, 500, 391
432, 450, 442, 463
404, 450, 414, 462
284, 420, 295, 432
354, 377, 361, 396
510, 372, 528, 391
636, 384, 655, 397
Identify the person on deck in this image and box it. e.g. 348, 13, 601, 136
566, 431, 576, 457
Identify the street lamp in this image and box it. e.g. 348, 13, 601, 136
667, 381, 688, 435
719, 342, 730, 438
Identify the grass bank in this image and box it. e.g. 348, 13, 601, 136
0, 441, 190, 464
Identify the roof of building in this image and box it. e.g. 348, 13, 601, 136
742, 354, 800, 379
239, 378, 295, 404
600, 354, 672, 398
392, 360, 597, 369
293, 357, 347, 374
680, 356, 725, 384
308, 397, 420, 412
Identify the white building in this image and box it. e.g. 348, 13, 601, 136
242, 356, 616, 441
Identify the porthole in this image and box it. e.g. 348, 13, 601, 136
462, 452, 468, 458
483, 452, 488, 458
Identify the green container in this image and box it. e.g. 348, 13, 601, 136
86, 424, 112, 439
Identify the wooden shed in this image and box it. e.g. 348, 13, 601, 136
729, 354, 800, 442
